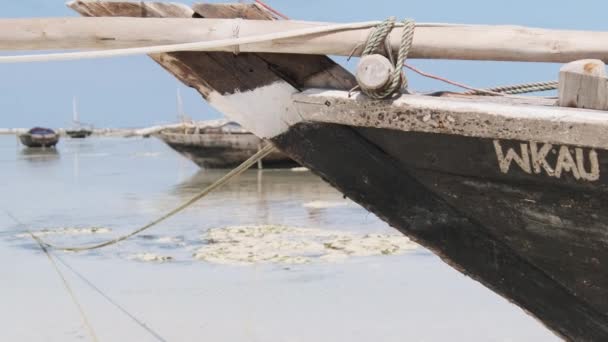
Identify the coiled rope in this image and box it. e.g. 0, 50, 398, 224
40, 143, 276, 252
360, 17, 416, 99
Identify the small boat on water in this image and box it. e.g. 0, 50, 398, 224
19, 127, 59, 148
65, 96, 93, 139
155, 120, 296, 168
65, 129, 92, 139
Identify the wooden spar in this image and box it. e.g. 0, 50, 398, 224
2, 17, 608, 63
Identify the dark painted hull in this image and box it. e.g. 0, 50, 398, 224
272, 122, 608, 341
19, 133, 59, 148
65, 129, 93, 139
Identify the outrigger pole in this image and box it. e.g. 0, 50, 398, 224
0, 17, 607, 63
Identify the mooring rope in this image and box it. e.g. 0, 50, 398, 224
52, 254, 168, 342
5, 212, 100, 342
401, 63, 557, 97
464, 80, 558, 95
40, 143, 276, 252
254, 0, 289, 20
359, 17, 416, 99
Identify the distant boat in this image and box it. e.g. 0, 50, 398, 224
19, 127, 59, 148
153, 89, 296, 168
156, 119, 296, 168
65, 96, 93, 139
65, 128, 93, 139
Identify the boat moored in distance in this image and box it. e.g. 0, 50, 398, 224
65, 128, 93, 139
65, 96, 93, 138
19, 127, 59, 148
155, 120, 297, 168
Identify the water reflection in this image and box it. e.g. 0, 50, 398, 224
172, 168, 370, 231
19, 147, 60, 163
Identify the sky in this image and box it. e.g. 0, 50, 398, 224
1, 0, 607, 128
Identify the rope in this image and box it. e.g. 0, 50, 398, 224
401, 63, 554, 98
464, 80, 558, 95
359, 17, 416, 99
5, 212, 100, 342
254, 0, 289, 20
41, 143, 276, 252
53, 254, 168, 342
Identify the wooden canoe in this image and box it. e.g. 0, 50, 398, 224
19, 127, 59, 148
155, 120, 296, 168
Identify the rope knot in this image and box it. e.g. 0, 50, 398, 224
357, 17, 415, 99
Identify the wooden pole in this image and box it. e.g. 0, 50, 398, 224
257, 143, 263, 169
1, 17, 608, 63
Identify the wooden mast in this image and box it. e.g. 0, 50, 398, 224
1, 16, 608, 63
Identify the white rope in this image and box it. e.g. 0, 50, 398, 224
0, 21, 377, 63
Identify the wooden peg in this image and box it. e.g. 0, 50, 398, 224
558, 59, 608, 110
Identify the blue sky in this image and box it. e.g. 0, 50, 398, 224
1, 0, 607, 128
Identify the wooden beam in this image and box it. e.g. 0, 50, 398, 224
3, 15, 608, 63
291, 89, 608, 149
558, 59, 608, 110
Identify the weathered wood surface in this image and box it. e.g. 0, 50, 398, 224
272, 122, 608, 341
559, 59, 608, 110
157, 131, 294, 168
19, 133, 59, 148
292, 89, 608, 149
358, 127, 608, 331
5, 12, 608, 62
69, 1, 355, 139
356, 54, 394, 92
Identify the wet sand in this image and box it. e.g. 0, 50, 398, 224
0, 136, 558, 341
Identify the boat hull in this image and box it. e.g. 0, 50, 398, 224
65, 129, 93, 139
157, 131, 297, 168
272, 122, 608, 341
19, 133, 59, 148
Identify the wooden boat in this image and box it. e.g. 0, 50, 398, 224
5, 1, 608, 340
155, 120, 296, 168
65, 128, 92, 139
19, 127, 59, 148
65, 97, 93, 138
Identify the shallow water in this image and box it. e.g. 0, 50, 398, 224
0, 136, 557, 341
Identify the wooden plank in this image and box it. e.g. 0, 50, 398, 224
190, 3, 356, 91
193, 3, 275, 20
69, 1, 194, 17
68, 2, 283, 96
5, 14, 608, 63
291, 88, 608, 150
558, 59, 608, 110
189, 2, 355, 137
